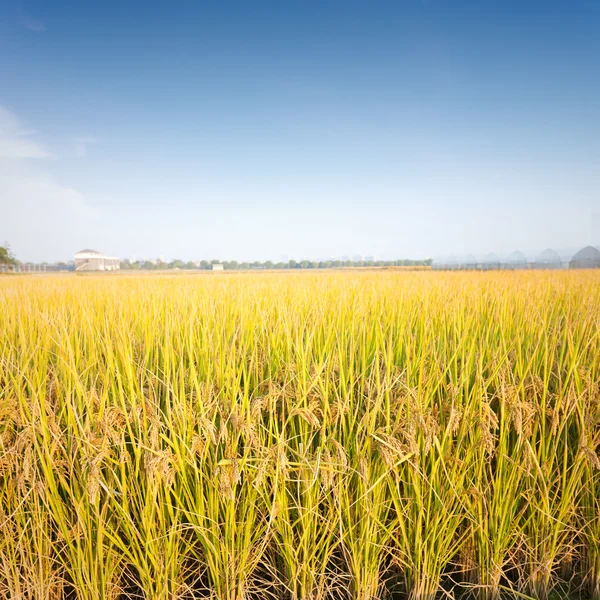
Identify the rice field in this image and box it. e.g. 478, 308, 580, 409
0, 271, 599, 600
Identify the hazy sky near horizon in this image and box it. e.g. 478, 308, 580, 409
1, 0, 599, 262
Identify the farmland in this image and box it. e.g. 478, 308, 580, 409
0, 271, 599, 600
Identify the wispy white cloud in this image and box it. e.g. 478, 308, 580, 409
24, 18, 45, 31
0, 106, 101, 261
17, 6, 46, 32
72, 136, 98, 157
0, 107, 53, 158
0, 162, 99, 219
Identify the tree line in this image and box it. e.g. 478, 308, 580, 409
0, 244, 432, 271
120, 258, 432, 270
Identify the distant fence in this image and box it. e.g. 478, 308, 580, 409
0, 264, 72, 273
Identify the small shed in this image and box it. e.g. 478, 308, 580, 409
461, 254, 478, 270
535, 248, 562, 269
211, 263, 224, 271
505, 250, 528, 270
569, 246, 600, 269
444, 255, 459, 270
74, 249, 120, 272
480, 253, 501, 271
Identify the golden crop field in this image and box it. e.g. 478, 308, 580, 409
0, 271, 599, 600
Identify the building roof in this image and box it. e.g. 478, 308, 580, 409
74, 249, 120, 261
75, 249, 102, 256
571, 245, 600, 260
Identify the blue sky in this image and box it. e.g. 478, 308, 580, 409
1, 0, 599, 262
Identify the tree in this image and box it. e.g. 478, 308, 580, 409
0, 243, 16, 266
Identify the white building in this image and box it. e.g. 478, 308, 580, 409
211, 263, 224, 271
74, 249, 120, 272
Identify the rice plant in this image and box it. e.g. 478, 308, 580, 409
0, 270, 598, 600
